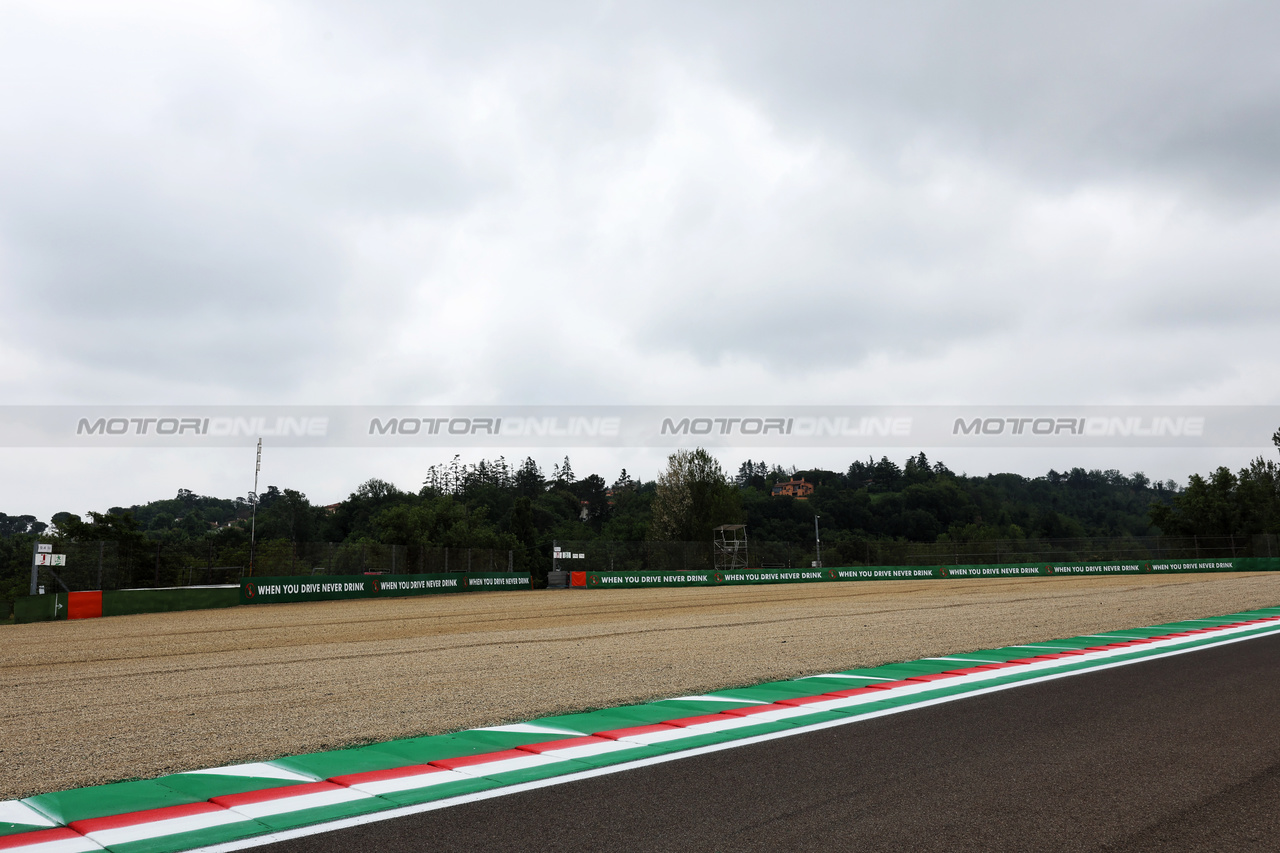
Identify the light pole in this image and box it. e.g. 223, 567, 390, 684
814, 514, 822, 568
249, 438, 261, 577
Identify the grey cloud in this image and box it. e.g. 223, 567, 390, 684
2, 0, 1277, 408
684, 1, 1280, 203
330, 0, 1280, 204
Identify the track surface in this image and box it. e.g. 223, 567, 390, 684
5, 573, 1280, 798
262, 631, 1280, 853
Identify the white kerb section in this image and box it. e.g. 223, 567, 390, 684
85, 811, 250, 847
227, 789, 372, 820
347, 770, 476, 796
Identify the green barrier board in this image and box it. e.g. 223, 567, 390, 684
13, 593, 61, 624
240, 572, 531, 604
103, 586, 239, 617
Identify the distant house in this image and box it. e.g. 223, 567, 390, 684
771, 477, 814, 499
324, 503, 341, 514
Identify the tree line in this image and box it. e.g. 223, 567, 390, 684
4, 438, 1280, 616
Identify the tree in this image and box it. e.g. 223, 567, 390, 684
870, 456, 903, 491
551, 456, 575, 488
326, 478, 408, 541
734, 461, 768, 489
0, 513, 47, 536
52, 510, 146, 545
576, 474, 611, 528
650, 448, 742, 541
255, 489, 320, 544
513, 457, 544, 497
1150, 457, 1280, 537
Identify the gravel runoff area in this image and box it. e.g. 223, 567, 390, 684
3, 572, 1280, 800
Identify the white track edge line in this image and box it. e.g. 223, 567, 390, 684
188, 620, 1280, 853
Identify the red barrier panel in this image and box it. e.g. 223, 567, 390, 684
67, 591, 103, 620
570, 571, 586, 587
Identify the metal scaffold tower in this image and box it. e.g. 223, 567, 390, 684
713, 524, 749, 572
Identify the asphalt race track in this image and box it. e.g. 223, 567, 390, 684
259, 631, 1280, 853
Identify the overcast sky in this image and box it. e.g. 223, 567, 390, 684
3, 1, 1279, 519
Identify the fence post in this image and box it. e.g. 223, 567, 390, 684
508, 550, 513, 572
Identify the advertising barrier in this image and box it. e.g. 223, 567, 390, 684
10, 560, 1272, 622
13, 586, 242, 623
239, 572, 531, 605
572, 557, 1280, 588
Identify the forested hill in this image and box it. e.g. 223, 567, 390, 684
737, 454, 1177, 548
6, 450, 1280, 614
6, 452, 1241, 554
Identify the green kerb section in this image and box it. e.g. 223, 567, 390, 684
274, 730, 565, 780
24, 780, 204, 825
153, 774, 313, 803
231, 796, 392, 834
107, 820, 270, 853
11, 606, 1280, 853
0, 815, 58, 837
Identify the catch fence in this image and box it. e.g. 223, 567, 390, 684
15, 534, 1280, 595
23, 540, 515, 594
552, 534, 1280, 574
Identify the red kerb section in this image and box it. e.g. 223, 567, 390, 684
815, 687, 886, 699
71, 801, 224, 833
663, 714, 735, 728
593, 724, 679, 740
431, 749, 533, 770
0, 828, 90, 850
329, 764, 443, 786
213, 781, 340, 808
517, 736, 610, 754
721, 703, 794, 717
906, 672, 962, 682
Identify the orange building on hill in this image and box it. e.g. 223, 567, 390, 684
771, 477, 814, 499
